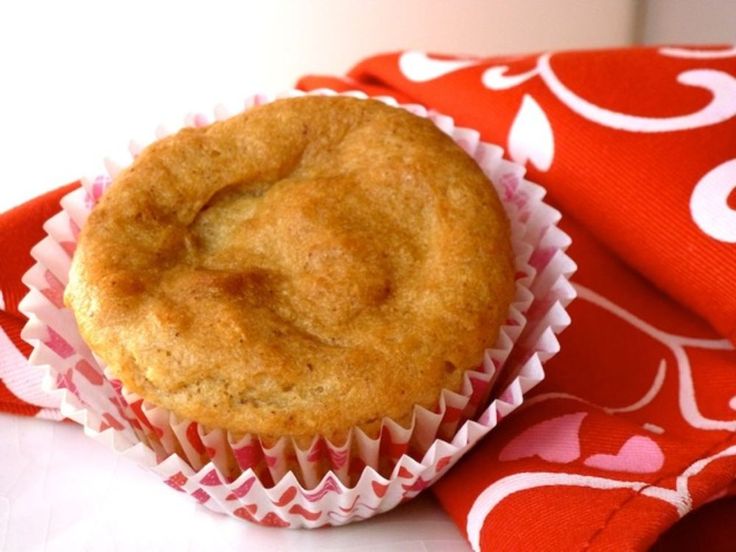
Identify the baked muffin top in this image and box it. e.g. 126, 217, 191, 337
65, 96, 514, 442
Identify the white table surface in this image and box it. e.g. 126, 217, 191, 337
0, 413, 469, 552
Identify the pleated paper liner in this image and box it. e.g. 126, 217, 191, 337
19, 89, 576, 527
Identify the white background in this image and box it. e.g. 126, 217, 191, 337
0, 0, 638, 211
0, 1, 733, 551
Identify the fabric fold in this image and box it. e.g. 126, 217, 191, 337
296, 46, 736, 550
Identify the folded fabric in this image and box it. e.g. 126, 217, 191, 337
1, 45, 735, 551
297, 46, 736, 550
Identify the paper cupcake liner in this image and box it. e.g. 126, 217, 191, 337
19, 89, 576, 528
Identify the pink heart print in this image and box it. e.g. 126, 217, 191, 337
584, 435, 665, 474
499, 412, 588, 463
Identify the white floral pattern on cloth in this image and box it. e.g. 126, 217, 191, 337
397, 48, 736, 244
464, 283, 735, 551
689, 159, 736, 244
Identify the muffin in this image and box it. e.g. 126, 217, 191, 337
64, 96, 515, 449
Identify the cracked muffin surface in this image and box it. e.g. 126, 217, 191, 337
64, 96, 515, 443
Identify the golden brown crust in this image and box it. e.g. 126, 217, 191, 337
64, 96, 514, 442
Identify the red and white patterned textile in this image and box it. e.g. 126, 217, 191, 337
2, 45, 735, 550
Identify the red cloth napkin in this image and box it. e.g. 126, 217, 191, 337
2, 46, 736, 550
